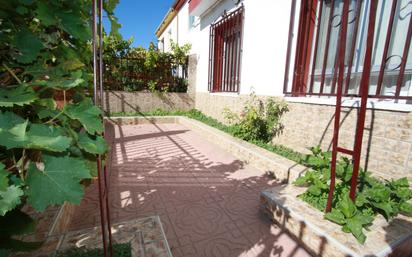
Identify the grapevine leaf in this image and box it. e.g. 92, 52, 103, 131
0, 209, 35, 236
26, 155, 91, 211
104, 0, 119, 14
16, 6, 28, 15
0, 112, 28, 149
0, 185, 24, 216
77, 133, 108, 155
64, 99, 103, 135
0, 164, 8, 191
12, 30, 43, 63
43, 78, 84, 90
60, 59, 85, 71
35, 2, 57, 26
57, 11, 90, 41
0, 85, 38, 107
26, 124, 72, 152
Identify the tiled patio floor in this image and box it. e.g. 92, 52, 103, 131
69, 123, 311, 257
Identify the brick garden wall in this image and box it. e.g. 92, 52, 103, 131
103, 91, 194, 114
195, 92, 412, 181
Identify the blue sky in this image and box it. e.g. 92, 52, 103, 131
104, 0, 174, 48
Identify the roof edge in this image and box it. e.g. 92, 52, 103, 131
155, 0, 187, 39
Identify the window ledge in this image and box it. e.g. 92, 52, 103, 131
284, 96, 412, 112
209, 92, 240, 97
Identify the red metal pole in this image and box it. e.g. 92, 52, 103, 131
349, 0, 379, 201
326, 0, 350, 213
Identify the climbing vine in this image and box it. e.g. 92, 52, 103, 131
0, 0, 119, 254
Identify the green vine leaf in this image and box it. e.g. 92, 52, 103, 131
64, 99, 103, 135
26, 155, 91, 211
0, 185, 24, 216
12, 29, 44, 64
0, 85, 38, 107
78, 133, 108, 155
0, 111, 28, 149
0, 164, 9, 191
37, 78, 84, 90
26, 124, 72, 152
35, 2, 57, 27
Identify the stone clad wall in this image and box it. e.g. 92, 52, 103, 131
195, 92, 412, 181
103, 91, 194, 113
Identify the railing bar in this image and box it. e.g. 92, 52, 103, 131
376, 0, 398, 96
344, 0, 363, 95
320, 0, 336, 95
292, 0, 308, 95
229, 13, 236, 92
237, 7, 244, 92
284, 0, 298, 94
224, 16, 230, 92
309, 0, 324, 94
300, 0, 315, 95
395, 9, 412, 98
208, 25, 213, 91
232, 12, 240, 92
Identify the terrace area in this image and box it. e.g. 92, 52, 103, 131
67, 120, 310, 257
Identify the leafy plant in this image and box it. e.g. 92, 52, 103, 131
56, 243, 131, 257
294, 147, 412, 244
0, 0, 118, 254
224, 92, 288, 143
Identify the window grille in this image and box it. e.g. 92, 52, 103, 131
208, 6, 244, 93
287, 0, 412, 100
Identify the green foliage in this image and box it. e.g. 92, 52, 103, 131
0, 0, 118, 253
224, 92, 288, 143
104, 40, 191, 92
294, 147, 412, 244
56, 243, 131, 257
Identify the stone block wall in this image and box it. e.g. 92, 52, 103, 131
195, 92, 412, 181
103, 91, 194, 114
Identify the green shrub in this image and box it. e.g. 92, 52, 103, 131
294, 146, 412, 244
224, 92, 288, 143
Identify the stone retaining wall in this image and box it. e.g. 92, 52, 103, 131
195, 92, 412, 181
103, 91, 194, 114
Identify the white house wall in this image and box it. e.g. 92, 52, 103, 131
158, 0, 300, 97
191, 0, 299, 96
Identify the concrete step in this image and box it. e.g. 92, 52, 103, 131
260, 184, 412, 257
